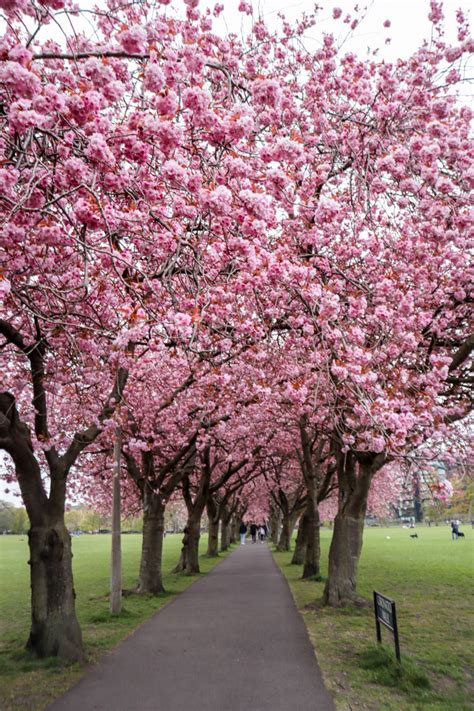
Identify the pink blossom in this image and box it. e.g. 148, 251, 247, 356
154, 92, 178, 116
162, 160, 186, 183
182, 87, 211, 115
0, 0, 29, 11
85, 133, 116, 166
0, 62, 41, 99
174, 312, 193, 326
0, 168, 18, 195
428, 0, 444, 24
144, 64, 166, 93
118, 25, 147, 54
238, 1, 253, 14
252, 79, 282, 108
74, 198, 101, 228
155, 122, 184, 154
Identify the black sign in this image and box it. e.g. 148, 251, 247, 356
373, 591, 401, 662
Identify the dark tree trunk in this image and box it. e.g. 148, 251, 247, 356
27, 519, 83, 661
220, 506, 232, 551
206, 518, 219, 557
186, 516, 201, 574
136, 493, 165, 594
302, 479, 321, 579
277, 510, 298, 551
0, 349, 127, 663
291, 513, 308, 565
269, 505, 280, 546
302, 504, 321, 579
173, 454, 211, 574
323, 511, 365, 606
322, 449, 386, 606
220, 519, 230, 551
173, 527, 189, 573
0, 394, 84, 662
174, 512, 202, 575
206, 499, 219, 558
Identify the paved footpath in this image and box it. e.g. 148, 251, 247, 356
49, 543, 334, 711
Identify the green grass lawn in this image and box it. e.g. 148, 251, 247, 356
0, 532, 229, 711
273, 525, 474, 711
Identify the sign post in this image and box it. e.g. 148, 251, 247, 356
373, 591, 401, 662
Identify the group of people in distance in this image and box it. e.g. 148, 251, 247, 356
239, 522, 267, 544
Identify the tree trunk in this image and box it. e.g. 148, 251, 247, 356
291, 513, 308, 565
322, 450, 386, 606
186, 517, 201, 574
322, 511, 365, 605
0, 399, 84, 662
269, 505, 280, 545
174, 512, 202, 575
277, 510, 298, 551
221, 508, 232, 551
206, 499, 219, 557
27, 520, 83, 661
302, 504, 321, 579
206, 517, 219, 557
173, 527, 189, 573
136, 493, 165, 594
302, 479, 321, 579
0, 367, 127, 663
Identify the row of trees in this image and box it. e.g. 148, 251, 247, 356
0, 500, 28, 533
1, 0, 472, 662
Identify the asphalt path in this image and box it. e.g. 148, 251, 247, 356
49, 542, 334, 711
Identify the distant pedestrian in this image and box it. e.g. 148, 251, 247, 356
250, 523, 257, 543
239, 522, 247, 545
451, 521, 459, 540
259, 525, 265, 541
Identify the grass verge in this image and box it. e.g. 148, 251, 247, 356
272, 525, 474, 710
0, 533, 232, 710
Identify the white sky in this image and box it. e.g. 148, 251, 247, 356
218, 0, 470, 56
1, 0, 472, 506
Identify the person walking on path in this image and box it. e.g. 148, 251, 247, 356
250, 522, 258, 543
239, 521, 247, 545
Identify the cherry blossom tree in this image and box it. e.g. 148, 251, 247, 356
1, 0, 472, 660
